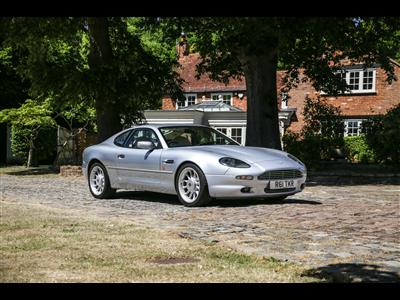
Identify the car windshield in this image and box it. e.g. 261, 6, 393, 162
159, 126, 239, 148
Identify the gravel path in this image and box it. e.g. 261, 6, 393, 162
1, 174, 399, 282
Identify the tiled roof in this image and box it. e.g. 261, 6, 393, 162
177, 53, 246, 92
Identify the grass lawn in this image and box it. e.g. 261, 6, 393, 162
0, 200, 325, 283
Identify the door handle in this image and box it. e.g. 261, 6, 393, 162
162, 159, 174, 164
117, 154, 125, 159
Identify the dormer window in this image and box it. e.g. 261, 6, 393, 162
211, 93, 233, 105
176, 93, 197, 109
342, 68, 376, 93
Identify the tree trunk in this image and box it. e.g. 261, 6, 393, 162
240, 49, 282, 150
27, 138, 34, 168
87, 17, 122, 143
95, 99, 121, 143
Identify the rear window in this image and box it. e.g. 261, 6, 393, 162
114, 130, 132, 147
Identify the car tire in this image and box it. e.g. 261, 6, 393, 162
88, 162, 116, 199
175, 163, 212, 207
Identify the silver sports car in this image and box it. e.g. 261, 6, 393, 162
82, 124, 307, 206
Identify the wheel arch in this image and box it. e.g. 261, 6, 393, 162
174, 160, 208, 188
87, 158, 103, 177
174, 160, 213, 206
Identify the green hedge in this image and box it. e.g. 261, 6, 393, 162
343, 135, 376, 163
283, 103, 400, 168
363, 104, 400, 166
11, 125, 57, 166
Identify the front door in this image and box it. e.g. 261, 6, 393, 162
116, 128, 162, 190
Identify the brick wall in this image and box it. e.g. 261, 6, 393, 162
162, 97, 176, 110
60, 165, 83, 176
286, 64, 400, 133
232, 95, 247, 111
161, 62, 400, 134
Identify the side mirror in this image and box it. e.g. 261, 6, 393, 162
136, 140, 155, 150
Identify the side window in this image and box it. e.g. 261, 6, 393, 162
114, 130, 133, 147
126, 129, 161, 149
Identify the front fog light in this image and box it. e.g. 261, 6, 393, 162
236, 175, 254, 180
240, 187, 252, 193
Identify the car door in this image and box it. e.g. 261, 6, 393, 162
115, 128, 162, 190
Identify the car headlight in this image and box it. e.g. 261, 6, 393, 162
287, 154, 306, 168
219, 157, 250, 168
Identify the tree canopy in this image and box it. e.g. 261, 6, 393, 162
1, 17, 399, 150
0, 98, 56, 167
144, 17, 400, 149
1, 17, 183, 141
146, 17, 400, 91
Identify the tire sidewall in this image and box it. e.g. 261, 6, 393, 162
88, 162, 114, 199
175, 163, 211, 207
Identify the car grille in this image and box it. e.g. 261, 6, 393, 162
264, 187, 296, 193
258, 169, 303, 180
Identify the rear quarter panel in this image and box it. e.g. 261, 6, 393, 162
82, 143, 119, 188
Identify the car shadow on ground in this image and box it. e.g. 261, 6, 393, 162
302, 263, 400, 282
113, 191, 182, 205
113, 191, 321, 207
210, 198, 321, 207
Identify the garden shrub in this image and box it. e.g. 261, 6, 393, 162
343, 135, 376, 163
363, 104, 400, 166
11, 125, 57, 166
10, 125, 29, 164
283, 132, 321, 167
283, 95, 344, 168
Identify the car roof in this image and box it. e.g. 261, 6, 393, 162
130, 124, 210, 130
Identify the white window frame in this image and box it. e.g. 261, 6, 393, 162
345, 69, 376, 93
344, 119, 365, 137
211, 92, 233, 106
214, 126, 246, 145
341, 68, 376, 94
176, 93, 197, 109
321, 68, 376, 95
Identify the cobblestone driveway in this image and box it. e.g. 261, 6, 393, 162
1, 174, 399, 282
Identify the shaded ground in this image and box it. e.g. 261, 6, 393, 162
1, 173, 399, 282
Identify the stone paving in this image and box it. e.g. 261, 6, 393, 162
1, 173, 399, 282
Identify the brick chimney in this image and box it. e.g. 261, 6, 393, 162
176, 32, 189, 58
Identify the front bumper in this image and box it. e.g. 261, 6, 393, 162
206, 174, 307, 199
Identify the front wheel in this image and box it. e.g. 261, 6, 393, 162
88, 162, 115, 199
175, 163, 212, 207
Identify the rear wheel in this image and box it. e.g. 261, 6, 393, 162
88, 162, 115, 199
175, 163, 212, 207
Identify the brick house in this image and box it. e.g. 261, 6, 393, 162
283, 59, 400, 135
144, 39, 400, 145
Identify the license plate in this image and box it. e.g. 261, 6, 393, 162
270, 179, 295, 189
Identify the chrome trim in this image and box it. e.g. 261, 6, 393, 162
258, 169, 303, 180
107, 166, 173, 174
162, 159, 175, 164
